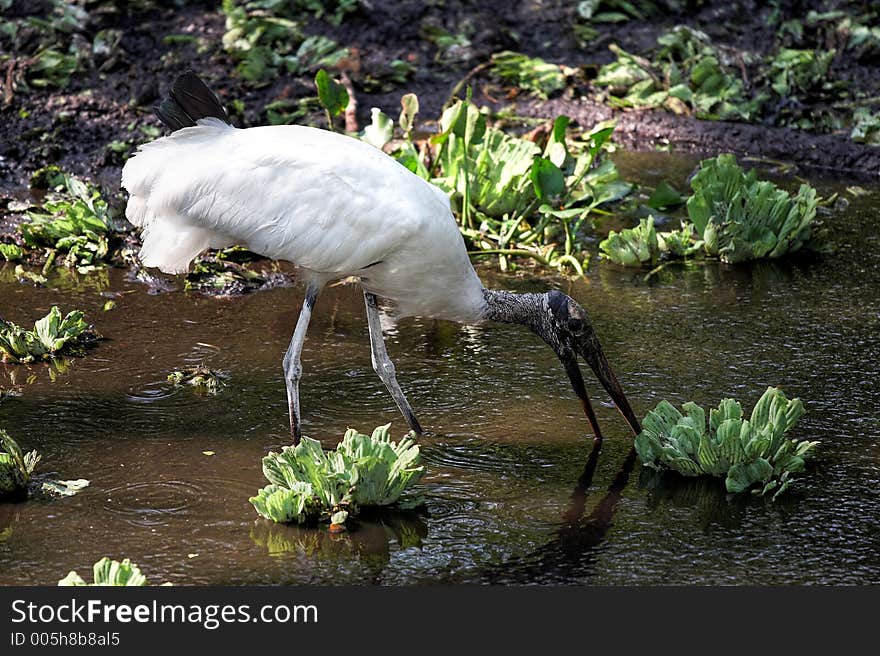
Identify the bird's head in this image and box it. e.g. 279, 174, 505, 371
536, 290, 642, 440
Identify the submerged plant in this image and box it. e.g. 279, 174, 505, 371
167, 366, 227, 396
635, 387, 818, 499
184, 255, 267, 294
0, 430, 40, 500
58, 557, 148, 586
687, 154, 820, 263
0, 306, 97, 364
250, 424, 425, 528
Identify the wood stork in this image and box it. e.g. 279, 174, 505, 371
121, 72, 642, 443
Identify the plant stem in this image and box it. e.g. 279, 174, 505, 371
467, 248, 549, 266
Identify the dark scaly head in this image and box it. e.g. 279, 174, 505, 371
542, 290, 642, 441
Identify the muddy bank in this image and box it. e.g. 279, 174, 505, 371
510, 96, 880, 178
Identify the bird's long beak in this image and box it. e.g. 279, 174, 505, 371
559, 329, 642, 441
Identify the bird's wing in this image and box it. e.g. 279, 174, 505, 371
122, 121, 446, 275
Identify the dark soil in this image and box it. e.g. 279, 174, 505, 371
0, 0, 877, 204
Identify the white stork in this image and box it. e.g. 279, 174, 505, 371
121, 72, 642, 443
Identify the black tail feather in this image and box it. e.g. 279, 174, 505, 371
153, 71, 232, 132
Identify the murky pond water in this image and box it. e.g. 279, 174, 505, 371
1, 153, 878, 585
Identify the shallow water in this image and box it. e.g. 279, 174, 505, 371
1, 153, 879, 585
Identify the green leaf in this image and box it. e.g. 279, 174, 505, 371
647, 181, 685, 210
315, 69, 349, 117
530, 157, 566, 201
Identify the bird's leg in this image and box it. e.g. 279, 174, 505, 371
363, 291, 424, 435
283, 282, 321, 444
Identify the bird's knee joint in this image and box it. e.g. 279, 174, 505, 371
284, 360, 302, 382
373, 360, 396, 379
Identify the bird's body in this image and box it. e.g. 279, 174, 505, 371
123, 72, 642, 443
123, 120, 485, 323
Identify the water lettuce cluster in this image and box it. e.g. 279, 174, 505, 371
250, 425, 425, 528
635, 387, 818, 499
687, 154, 819, 263
0, 430, 41, 500
22, 167, 112, 274
0, 306, 97, 363
600, 154, 822, 267
58, 557, 148, 586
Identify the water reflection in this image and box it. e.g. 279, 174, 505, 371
249, 511, 429, 576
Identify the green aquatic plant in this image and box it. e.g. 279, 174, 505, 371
635, 387, 818, 499
0, 306, 97, 364
0, 430, 40, 500
430, 99, 629, 274
21, 168, 111, 273
167, 366, 227, 396
596, 26, 763, 120
0, 244, 23, 261
599, 216, 702, 267
489, 51, 566, 99
767, 48, 835, 97
184, 256, 267, 294
58, 557, 147, 586
251, 425, 425, 528
687, 154, 820, 263
221, 1, 348, 84
851, 107, 880, 145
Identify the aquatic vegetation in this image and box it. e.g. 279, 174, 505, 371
596, 26, 763, 121
851, 107, 880, 145
315, 68, 349, 130
184, 255, 267, 294
602, 154, 821, 268
687, 154, 820, 263
0, 306, 97, 364
58, 557, 147, 586
0, 0, 89, 92
251, 425, 425, 528
0, 244, 23, 261
489, 51, 566, 99
20, 168, 112, 274
167, 366, 227, 396
429, 99, 629, 274
221, 1, 348, 84
0, 430, 40, 500
767, 48, 835, 98
599, 216, 702, 268
635, 387, 818, 499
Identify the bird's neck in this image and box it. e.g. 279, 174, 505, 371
482, 288, 546, 330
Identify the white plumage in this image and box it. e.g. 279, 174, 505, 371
122, 72, 643, 443
122, 118, 486, 323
